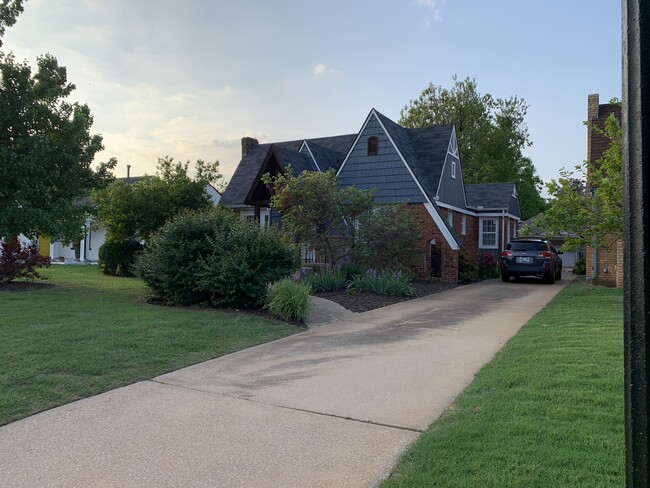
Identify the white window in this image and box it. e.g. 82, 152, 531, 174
461, 214, 467, 236
447, 209, 453, 227
451, 160, 456, 179
479, 218, 498, 248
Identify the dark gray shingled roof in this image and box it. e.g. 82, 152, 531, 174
373, 110, 453, 204
220, 134, 356, 206
465, 182, 521, 217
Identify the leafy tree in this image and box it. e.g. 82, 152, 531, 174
92, 157, 222, 243
264, 169, 375, 265
352, 205, 417, 271
0, 0, 24, 48
536, 113, 621, 251
399, 76, 546, 220
0, 235, 50, 283
0, 52, 116, 241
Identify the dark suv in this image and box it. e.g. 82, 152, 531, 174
500, 238, 563, 283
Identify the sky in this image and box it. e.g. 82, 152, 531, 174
3, 0, 621, 191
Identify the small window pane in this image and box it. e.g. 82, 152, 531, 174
367, 137, 378, 156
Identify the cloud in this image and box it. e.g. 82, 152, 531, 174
417, 0, 444, 25
313, 63, 342, 77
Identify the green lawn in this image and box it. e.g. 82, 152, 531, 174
0, 266, 302, 426
383, 280, 624, 488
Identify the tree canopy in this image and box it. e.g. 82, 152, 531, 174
536, 113, 621, 251
92, 157, 222, 243
264, 169, 375, 265
399, 76, 546, 220
0, 3, 116, 242
0, 0, 24, 48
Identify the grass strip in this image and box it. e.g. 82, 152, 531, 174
383, 280, 624, 488
0, 266, 301, 425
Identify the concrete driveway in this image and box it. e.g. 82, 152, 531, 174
0, 277, 572, 487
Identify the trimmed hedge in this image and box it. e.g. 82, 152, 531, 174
134, 207, 299, 308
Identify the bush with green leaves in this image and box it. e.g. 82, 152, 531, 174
348, 268, 415, 297
134, 207, 299, 308
352, 205, 417, 271
458, 248, 479, 283
573, 257, 586, 275
264, 278, 311, 322
306, 267, 347, 292
98, 239, 143, 277
478, 252, 500, 279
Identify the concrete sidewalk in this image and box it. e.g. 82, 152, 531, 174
0, 277, 572, 487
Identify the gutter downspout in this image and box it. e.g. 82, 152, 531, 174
587, 188, 598, 281
501, 209, 505, 252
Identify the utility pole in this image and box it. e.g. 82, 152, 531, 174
623, 1, 650, 486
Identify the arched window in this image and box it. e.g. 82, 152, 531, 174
367, 136, 378, 156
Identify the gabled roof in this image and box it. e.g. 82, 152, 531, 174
372, 111, 454, 204
221, 134, 355, 206
465, 182, 520, 217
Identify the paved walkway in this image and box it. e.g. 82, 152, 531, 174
0, 276, 572, 487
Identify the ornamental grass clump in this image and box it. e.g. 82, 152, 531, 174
264, 278, 311, 322
348, 268, 415, 297
306, 267, 347, 292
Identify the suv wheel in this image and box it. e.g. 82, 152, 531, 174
501, 273, 510, 283
546, 272, 556, 284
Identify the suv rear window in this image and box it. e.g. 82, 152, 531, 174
507, 241, 547, 252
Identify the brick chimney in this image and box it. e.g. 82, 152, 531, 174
241, 137, 259, 156
587, 93, 600, 120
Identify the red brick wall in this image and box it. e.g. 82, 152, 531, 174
401, 204, 459, 283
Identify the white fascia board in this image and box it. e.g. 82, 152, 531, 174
477, 212, 520, 219
299, 140, 321, 172
424, 202, 460, 250
436, 202, 477, 216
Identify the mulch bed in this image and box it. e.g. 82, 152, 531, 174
314, 281, 460, 313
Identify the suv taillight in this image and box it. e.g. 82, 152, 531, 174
501, 251, 512, 258
538, 251, 552, 260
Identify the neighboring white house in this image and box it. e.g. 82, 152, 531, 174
38, 180, 221, 263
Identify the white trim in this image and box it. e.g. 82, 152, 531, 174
424, 203, 460, 251
435, 202, 474, 215
299, 140, 321, 172
479, 217, 499, 249
451, 160, 456, 179
461, 214, 467, 236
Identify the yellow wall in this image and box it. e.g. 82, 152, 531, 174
38, 236, 50, 257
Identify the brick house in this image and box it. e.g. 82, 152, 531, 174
585, 94, 623, 288
220, 109, 521, 283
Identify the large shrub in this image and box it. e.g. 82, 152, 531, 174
478, 252, 500, 279
134, 207, 299, 308
264, 278, 311, 322
458, 248, 479, 283
0, 236, 51, 283
352, 205, 417, 271
98, 239, 143, 276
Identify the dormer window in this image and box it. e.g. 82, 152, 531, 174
367, 136, 378, 156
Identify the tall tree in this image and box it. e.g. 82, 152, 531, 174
92, 157, 222, 243
264, 169, 375, 265
0, 0, 24, 47
400, 76, 546, 220
0, 4, 116, 242
536, 113, 622, 250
